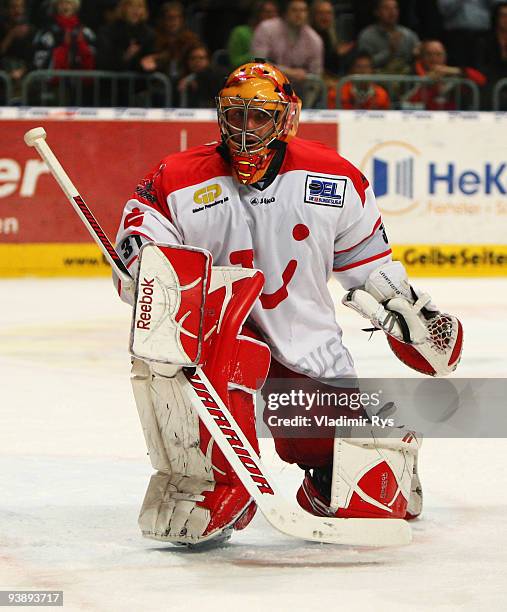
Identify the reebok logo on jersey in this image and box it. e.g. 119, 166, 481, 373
305, 175, 346, 208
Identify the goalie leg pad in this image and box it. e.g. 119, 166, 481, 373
406, 454, 423, 520
330, 431, 420, 518
131, 245, 271, 545
296, 427, 421, 520
133, 360, 217, 542
133, 359, 263, 544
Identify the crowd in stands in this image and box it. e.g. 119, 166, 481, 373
1, 0, 507, 110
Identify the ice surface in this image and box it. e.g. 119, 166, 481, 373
1, 277, 506, 611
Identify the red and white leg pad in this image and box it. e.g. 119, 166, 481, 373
297, 427, 421, 520
130, 244, 270, 545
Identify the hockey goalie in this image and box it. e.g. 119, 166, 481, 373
114, 61, 463, 546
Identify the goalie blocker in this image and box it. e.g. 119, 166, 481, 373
130, 244, 422, 546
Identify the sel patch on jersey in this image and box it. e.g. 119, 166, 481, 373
305, 175, 346, 208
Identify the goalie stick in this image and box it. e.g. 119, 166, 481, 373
23, 127, 133, 290
24, 126, 411, 547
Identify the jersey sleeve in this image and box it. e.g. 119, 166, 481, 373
332, 167, 392, 290
114, 161, 183, 303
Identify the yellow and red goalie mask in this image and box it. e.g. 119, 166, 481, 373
216, 61, 301, 185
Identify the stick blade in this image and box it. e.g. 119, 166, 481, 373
268, 503, 412, 547
24, 127, 47, 147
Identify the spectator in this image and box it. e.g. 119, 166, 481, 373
26, 0, 54, 27
406, 39, 486, 110
311, 0, 354, 77
401, 0, 444, 40
352, 0, 442, 37
478, 2, 507, 106
199, 1, 252, 54
251, 0, 324, 83
227, 0, 279, 69
32, 0, 96, 70
140, 1, 201, 79
438, 0, 504, 68
0, 0, 34, 90
178, 44, 227, 108
97, 0, 155, 72
79, 0, 119, 31
353, 0, 377, 35
357, 0, 419, 74
338, 52, 391, 109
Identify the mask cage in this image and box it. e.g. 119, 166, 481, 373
216, 96, 290, 154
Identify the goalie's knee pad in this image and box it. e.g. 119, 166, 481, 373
130, 245, 271, 545
296, 426, 421, 520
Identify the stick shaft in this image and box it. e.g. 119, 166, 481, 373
31, 136, 131, 284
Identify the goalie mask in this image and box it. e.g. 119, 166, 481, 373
216, 61, 301, 185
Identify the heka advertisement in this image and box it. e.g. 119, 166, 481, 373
340, 112, 507, 275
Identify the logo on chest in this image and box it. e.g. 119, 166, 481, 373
304, 175, 346, 208
249, 196, 276, 206
192, 183, 229, 213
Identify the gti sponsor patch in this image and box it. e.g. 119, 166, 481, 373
304, 175, 346, 207
192, 183, 229, 213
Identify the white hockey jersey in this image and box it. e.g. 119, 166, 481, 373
115, 137, 392, 380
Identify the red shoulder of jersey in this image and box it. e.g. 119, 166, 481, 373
158, 143, 231, 193
282, 137, 370, 205
132, 142, 232, 220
